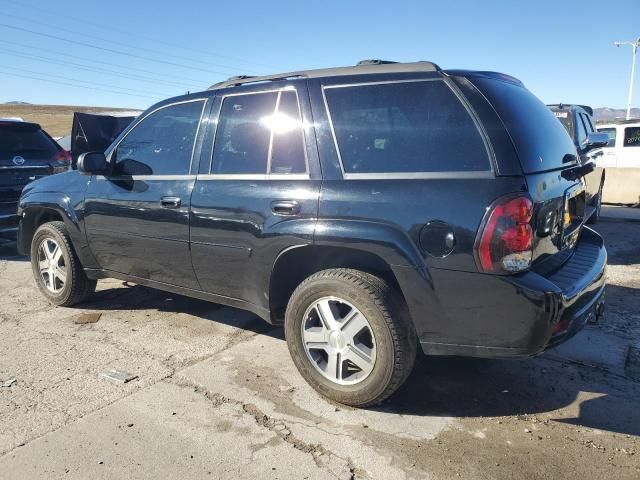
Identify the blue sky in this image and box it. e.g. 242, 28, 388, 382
0, 0, 638, 110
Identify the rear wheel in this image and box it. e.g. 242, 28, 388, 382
30, 221, 96, 306
285, 269, 417, 407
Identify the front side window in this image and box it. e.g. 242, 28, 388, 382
624, 127, 640, 148
599, 128, 617, 147
576, 114, 588, 145
211, 90, 307, 175
324, 80, 490, 174
113, 100, 205, 175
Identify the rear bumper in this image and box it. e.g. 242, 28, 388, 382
412, 226, 606, 358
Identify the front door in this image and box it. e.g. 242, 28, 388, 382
84, 99, 208, 289
190, 84, 321, 312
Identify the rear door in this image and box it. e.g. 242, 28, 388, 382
83, 99, 207, 289
190, 82, 321, 312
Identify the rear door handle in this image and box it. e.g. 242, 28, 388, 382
271, 200, 301, 216
161, 196, 181, 209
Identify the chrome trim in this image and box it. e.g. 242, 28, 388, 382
196, 173, 309, 181
208, 87, 309, 176
96, 175, 197, 181
321, 78, 494, 179
342, 171, 495, 180
108, 98, 208, 175
0, 165, 50, 170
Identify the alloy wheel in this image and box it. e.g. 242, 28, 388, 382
301, 296, 376, 385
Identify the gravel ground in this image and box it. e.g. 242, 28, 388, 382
0, 221, 638, 479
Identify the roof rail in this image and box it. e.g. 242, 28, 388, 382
208, 60, 441, 90
356, 59, 398, 66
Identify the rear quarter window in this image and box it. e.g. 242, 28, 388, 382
324, 79, 490, 175
473, 78, 576, 173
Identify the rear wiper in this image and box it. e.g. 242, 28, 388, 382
561, 162, 594, 181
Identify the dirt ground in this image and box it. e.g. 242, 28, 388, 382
0, 104, 138, 137
0, 220, 638, 479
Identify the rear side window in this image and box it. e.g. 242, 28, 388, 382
599, 128, 617, 147
472, 78, 577, 173
114, 100, 205, 175
624, 127, 640, 148
324, 80, 490, 174
0, 123, 59, 160
211, 90, 307, 175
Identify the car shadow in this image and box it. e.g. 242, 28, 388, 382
380, 350, 640, 437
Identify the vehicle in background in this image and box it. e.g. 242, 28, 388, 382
17, 61, 607, 407
0, 119, 70, 240
597, 119, 640, 168
548, 104, 609, 223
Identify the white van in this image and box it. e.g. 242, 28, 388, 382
597, 120, 640, 168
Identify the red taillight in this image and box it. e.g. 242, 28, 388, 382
476, 195, 534, 273
54, 149, 72, 164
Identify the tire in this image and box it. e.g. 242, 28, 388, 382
285, 268, 417, 407
587, 184, 603, 225
30, 221, 96, 307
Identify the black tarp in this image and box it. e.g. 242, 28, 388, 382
70, 112, 136, 164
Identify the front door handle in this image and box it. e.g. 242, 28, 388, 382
161, 196, 181, 209
271, 200, 301, 216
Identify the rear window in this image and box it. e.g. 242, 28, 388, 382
324, 80, 490, 174
599, 127, 617, 147
0, 122, 59, 160
474, 79, 577, 173
624, 127, 640, 148
552, 109, 573, 137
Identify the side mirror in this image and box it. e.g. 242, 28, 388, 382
77, 152, 109, 175
580, 132, 610, 154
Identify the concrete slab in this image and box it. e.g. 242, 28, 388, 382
601, 205, 640, 222
545, 328, 630, 376
0, 381, 327, 480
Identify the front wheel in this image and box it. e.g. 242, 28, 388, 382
285, 269, 417, 407
30, 221, 97, 306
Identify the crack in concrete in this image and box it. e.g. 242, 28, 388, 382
167, 376, 369, 480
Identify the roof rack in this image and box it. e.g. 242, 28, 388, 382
208, 60, 440, 90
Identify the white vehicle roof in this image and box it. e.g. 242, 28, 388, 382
597, 120, 640, 128
0, 117, 24, 122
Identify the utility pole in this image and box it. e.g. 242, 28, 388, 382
615, 37, 640, 120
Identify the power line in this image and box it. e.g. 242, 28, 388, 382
0, 47, 204, 90
7, 65, 175, 97
2, 39, 209, 85
3, 11, 258, 74
4, 0, 272, 71
0, 70, 160, 100
0, 23, 237, 76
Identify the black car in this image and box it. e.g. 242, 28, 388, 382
16, 61, 607, 407
548, 104, 609, 223
1, 119, 70, 240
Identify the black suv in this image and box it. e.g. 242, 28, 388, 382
17, 61, 607, 407
1, 119, 70, 240
548, 104, 609, 223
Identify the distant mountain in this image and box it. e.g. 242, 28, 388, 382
2, 101, 32, 105
593, 107, 640, 123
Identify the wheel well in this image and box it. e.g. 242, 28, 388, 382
20, 208, 64, 255
268, 245, 404, 324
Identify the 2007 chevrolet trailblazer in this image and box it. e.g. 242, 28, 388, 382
16, 60, 607, 406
